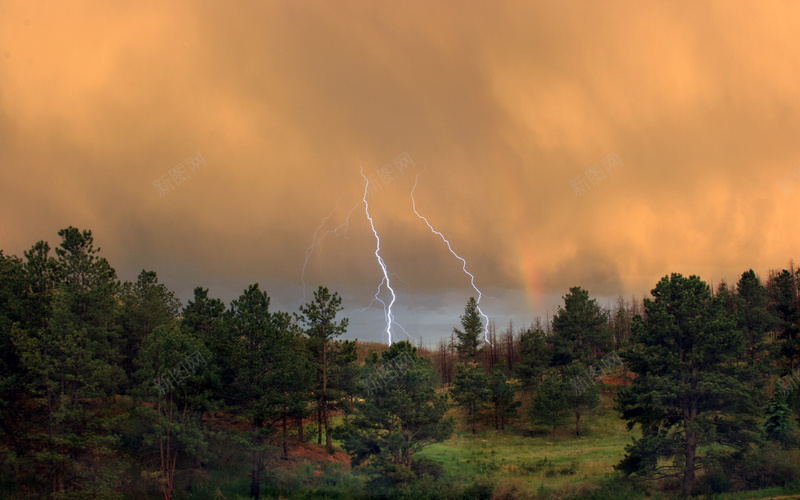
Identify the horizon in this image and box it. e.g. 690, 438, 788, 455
3, 1, 800, 345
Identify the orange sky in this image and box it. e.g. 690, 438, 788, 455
2, 1, 800, 343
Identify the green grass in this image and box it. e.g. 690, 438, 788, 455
165, 391, 800, 499
418, 389, 637, 495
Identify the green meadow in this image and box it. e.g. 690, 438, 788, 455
418, 392, 633, 493
163, 390, 800, 499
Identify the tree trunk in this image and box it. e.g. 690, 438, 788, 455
324, 404, 332, 451
250, 451, 261, 499
575, 411, 581, 437
470, 402, 477, 434
682, 429, 697, 497
322, 339, 331, 451
168, 446, 178, 500
317, 404, 322, 445
160, 397, 176, 500
682, 368, 699, 497
282, 413, 289, 460
195, 442, 203, 470
297, 414, 304, 442
405, 433, 412, 467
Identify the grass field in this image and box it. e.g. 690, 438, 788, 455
415, 387, 641, 497
165, 386, 800, 499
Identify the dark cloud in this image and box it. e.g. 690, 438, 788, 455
3, 1, 800, 342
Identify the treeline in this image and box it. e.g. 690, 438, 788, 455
0, 227, 368, 499
430, 268, 800, 496
3, 227, 800, 498
425, 266, 800, 498
431, 295, 641, 386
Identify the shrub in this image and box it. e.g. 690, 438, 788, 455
412, 456, 444, 480
732, 444, 800, 489
520, 456, 550, 474
560, 475, 651, 500
695, 468, 732, 495
558, 462, 578, 476
392, 474, 494, 500
459, 478, 494, 500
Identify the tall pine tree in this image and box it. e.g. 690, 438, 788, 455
133, 325, 212, 500
487, 370, 520, 430
451, 362, 489, 434
296, 286, 349, 452
529, 370, 570, 438
764, 380, 796, 445
551, 286, 610, 367
617, 274, 760, 497
453, 297, 483, 361
334, 342, 453, 486
12, 228, 126, 496
514, 327, 551, 393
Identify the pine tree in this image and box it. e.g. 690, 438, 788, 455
268, 317, 314, 462
119, 270, 182, 379
453, 297, 483, 361
514, 327, 551, 393
0, 251, 26, 461
736, 270, 776, 401
768, 269, 800, 369
21, 240, 57, 330
333, 342, 453, 486
451, 362, 489, 434
764, 380, 796, 445
737, 270, 774, 364
180, 286, 226, 402
564, 362, 600, 437
616, 274, 760, 497
551, 286, 610, 367
327, 338, 359, 423
296, 286, 349, 452
529, 370, 570, 438
487, 370, 520, 430
611, 296, 632, 350
181, 287, 226, 339
225, 283, 309, 497
11, 228, 126, 496
133, 324, 213, 500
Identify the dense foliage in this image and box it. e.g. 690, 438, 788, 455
2, 229, 800, 498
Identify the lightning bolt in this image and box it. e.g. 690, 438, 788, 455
302, 167, 414, 344
360, 165, 407, 345
301, 202, 363, 303
411, 166, 492, 345
358, 273, 415, 342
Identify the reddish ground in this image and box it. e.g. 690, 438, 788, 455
600, 373, 631, 386
288, 440, 351, 467
203, 411, 351, 469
